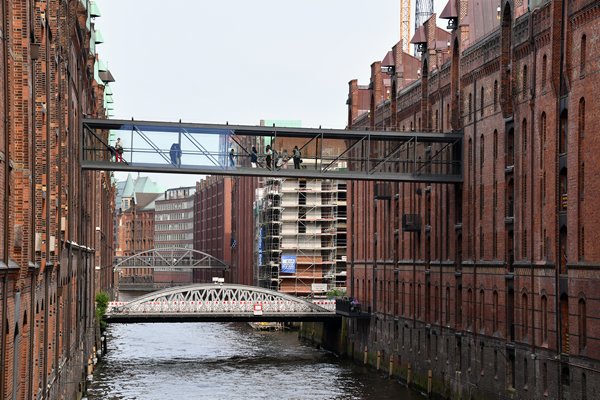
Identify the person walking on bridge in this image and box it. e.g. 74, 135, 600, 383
114, 138, 124, 163
292, 145, 301, 169
265, 145, 272, 170
250, 146, 258, 168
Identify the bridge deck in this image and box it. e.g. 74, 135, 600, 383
105, 313, 340, 323
82, 118, 463, 183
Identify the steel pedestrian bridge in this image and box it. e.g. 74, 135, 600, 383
82, 118, 463, 183
114, 248, 229, 272
106, 284, 338, 323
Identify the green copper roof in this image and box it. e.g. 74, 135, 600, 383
94, 29, 104, 44
97, 60, 108, 72
90, 1, 102, 17
93, 61, 104, 85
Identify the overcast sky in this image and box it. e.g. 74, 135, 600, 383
98, 0, 445, 188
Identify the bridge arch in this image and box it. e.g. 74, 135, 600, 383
114, 247, 230, 272
109, 284, 333, 317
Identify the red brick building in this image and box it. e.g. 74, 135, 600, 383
345, 1, 600, 399
0, 1, 115, 399
194, 176, 233, 282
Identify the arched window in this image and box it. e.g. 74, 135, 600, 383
522, 119, 527, 154
480, 86, 485, 117
493, 80, 498, 111
540, 112, 547, 168
522, 65, 528, 100
579, 298, 587, 351
541, 295, 548, 344
493, 130, 498, 160
542, 54, 547, 89
469, 93, 473, 121
581, 35, 587, 75
579, 98, 585, 139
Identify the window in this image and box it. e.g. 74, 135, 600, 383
522, 65, 528, 100
480, 86, 485, 117
580, 35, 587, 75
522, 119, 527, 154
493, 130, 498, 160
469, 93, 473, 121
579, 298, 587, 352
580, 226, 585, 261
540, 112, 546, 169
542, 54, 547, 89
493, 80, 498, 111
524, 357, 528, 388
579, 98, 585, 140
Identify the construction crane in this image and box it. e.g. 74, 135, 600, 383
400, 0, 411, 53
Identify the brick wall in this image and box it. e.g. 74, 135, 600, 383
345, 2, 600, 399
0, 1, 115, 399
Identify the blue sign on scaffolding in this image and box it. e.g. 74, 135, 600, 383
281, 255, 296, 273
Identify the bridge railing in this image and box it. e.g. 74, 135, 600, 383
107, 299, 335, 314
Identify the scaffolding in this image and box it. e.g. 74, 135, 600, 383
255, 177, 347, 297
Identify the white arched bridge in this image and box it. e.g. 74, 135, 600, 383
106, 284, 338, 323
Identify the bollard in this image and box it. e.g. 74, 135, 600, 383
407, 362, 412, 385
363, 346, 368, 365
389, 358, 394, 378
377, 351, 381, 370
428, 369, 432, 395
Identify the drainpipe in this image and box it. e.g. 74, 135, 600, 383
1, 0, 10, 395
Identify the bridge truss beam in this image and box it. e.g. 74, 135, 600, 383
82, 118, 463, 183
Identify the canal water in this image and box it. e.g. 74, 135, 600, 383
86, 323, 424, 400
86, 292, 423, 400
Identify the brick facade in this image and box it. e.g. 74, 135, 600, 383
0, 1, 114, 399
345, 1, 600, 399
194, 176, 233, 282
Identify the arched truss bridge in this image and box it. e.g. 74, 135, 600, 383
106, 284, 338, 323
114, 248, 229, 272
